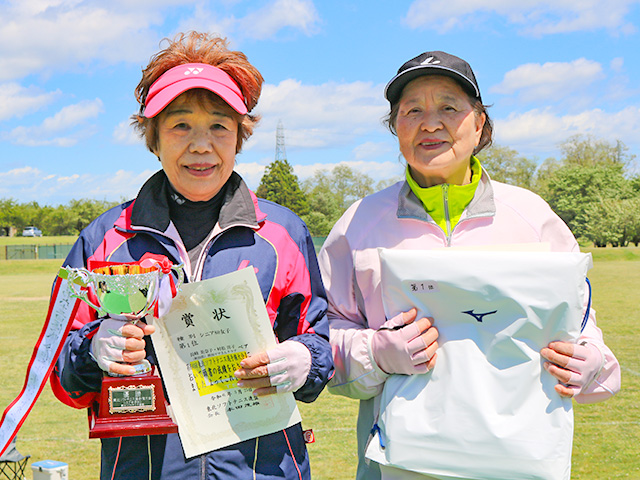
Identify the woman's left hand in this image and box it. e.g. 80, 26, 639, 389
234, 340, 311, 396
540, 341, 605, 398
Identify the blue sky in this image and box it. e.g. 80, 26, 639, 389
2, 0, 640, 205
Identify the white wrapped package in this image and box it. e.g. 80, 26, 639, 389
366, 249, 592, 480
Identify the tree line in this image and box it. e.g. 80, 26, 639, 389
2, 135, 638, 247
256, 134, 640, 247
0, 198, 121, 237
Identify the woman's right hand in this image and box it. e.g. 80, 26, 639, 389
371, 308, 438, 375
90, 317, 155, 376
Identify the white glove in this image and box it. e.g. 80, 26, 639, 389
90, 317, 151, 376
265, 341, 312, 393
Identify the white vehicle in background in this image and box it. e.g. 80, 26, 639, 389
22, 226, 43, 237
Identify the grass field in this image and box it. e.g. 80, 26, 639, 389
0, 247, 637, 479
0, 236, 77, 246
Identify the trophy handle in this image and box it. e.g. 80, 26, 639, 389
171, 263, 185, 291
66, 267, 105, 314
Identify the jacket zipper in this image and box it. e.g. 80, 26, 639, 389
442, 184, 456, 246
443, 185, 452, 238
443, 184, 480, 247
191, 221, 259, 282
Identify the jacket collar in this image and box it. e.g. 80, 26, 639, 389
219, 172, 267, 229
397, 167, 496, 223
118, 170, 266, 233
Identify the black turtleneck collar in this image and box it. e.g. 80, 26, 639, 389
167, 181, 225, 251
130, 170, 259, 243
131, 170, 228, 250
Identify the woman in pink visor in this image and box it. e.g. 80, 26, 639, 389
51, 32, 333, 480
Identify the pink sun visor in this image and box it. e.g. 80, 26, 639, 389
143, 63, 248, 117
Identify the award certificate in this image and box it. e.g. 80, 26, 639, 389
151, 267, 301, 458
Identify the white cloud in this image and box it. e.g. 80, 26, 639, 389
0, 1, 324, 81
0, 166, 44, 189
0, 83, 60, 121
236, 159, 404, 193
244, 159, 405, 194
239, 0, 320, 39
11, 0, 84, 16
176, 0, 320, 41
215, 159, 403, 192
0, 165, 155, 204
174, 3, 237, 40
247, 79, 387, 151
235, 161, 270, 190
43, 99, 103, 131
404, 0, 639, 34
494, 106, 640, 155
352, 141, 393, 160
0, 1, 170, 80
610, 57, 625, 72
293, 160, 404, 184
491, 59, 604, 102
113, 120, 143, 145
4, 99, 104, 146
243, 159, 405, 187
90, 169, 157, 201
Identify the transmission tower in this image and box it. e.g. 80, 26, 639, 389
275, 120, 287, 161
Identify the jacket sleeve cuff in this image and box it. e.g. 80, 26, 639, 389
327, 327, 389, 400
366, 330, 392, 380
288, 333, 334, 403
574, 340, 621, 404
58, 319, 104, 395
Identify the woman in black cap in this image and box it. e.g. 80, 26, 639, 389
318, 51, 620, 479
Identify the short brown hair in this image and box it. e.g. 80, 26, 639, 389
132, 32, 264, 153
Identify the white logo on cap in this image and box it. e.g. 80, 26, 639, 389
421, 57, 440, 65
185, 67, 204, 75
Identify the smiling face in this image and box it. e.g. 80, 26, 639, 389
153, 91, 240, 202
395, 75, 485, 188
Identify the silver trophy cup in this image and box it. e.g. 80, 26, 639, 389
65, 263, 183, 319
63, 262, 184, 438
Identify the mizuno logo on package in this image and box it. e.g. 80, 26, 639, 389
462, 309, 497, 323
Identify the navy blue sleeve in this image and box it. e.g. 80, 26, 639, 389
275, 226, 334, 403
58, 319, 103, 395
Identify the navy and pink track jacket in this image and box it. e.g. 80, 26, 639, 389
51, 170, 333, 479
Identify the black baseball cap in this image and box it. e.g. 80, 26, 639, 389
384, 51, 482, 105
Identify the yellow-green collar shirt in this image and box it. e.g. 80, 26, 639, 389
406, 156, 483, 237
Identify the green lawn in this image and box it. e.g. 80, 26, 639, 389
0, 248, 637, 479
0, 236, 77, 246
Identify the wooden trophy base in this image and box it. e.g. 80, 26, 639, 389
88, 368, 178, 439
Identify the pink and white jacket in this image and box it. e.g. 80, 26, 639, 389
318, 171, 621, 479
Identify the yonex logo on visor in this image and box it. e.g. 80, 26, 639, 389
143, 62, 248, 117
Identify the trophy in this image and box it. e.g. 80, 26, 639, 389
66, 258, 183, 439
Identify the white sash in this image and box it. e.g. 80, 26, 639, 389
366, 249, 592, 480
0, 268, 80, 456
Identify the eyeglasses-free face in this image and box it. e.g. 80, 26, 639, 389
396, 75, 485, 188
